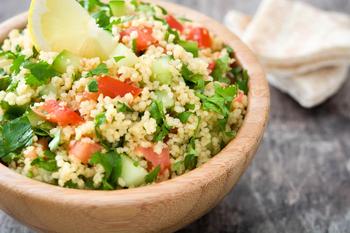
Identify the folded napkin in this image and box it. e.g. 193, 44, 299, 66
224, 0, 350, 108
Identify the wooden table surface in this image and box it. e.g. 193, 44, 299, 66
1, 0, 349, 232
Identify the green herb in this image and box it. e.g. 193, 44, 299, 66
181, 65, 205, 90
178, 17, 192, 22
157, 5, 168, 15
1, 102, 28, 121
79, 0, 107, 12
232, 67, 249, 94
197, 84, 237, 117
0, 76, 11, 91
88, 79, 99, 92
23, 61, 58, 87
149, 100, 171, 142
1, 152, 20, 164
178, 111, 192, 123
107, 15, 136, 30
185, 103, 195, 110
10, 55, 25, 74
165, 27, 180, 42
184, 138, 197, 170
211, 53, 231, 84
0, 116, 33, 158
117, 102, 132, 112
113, 56, 126, 62
178, 40, 198, 57
85, 63, 109, 77
90, 151, 122, 189
153, 15, 167, 25
31, 150, 58, 172
0, 50, 16, 59
95, 113, 106, 127
26, 109, 54, 137
145, 165, 160, 183
132, 39, 137, 53
92, 9, 111, 29
64, 180, 78, 189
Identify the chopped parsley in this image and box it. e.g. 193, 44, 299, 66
0, 116, 33, 159
88, 79, 99, 92
90, 151, 122, 190
31, 150, 58, 172
145, 165, 160, 183
178, 111, 192, 123
85, 63, 109, 77
181, 65, 205, 90
23, 61, 59, 87
149, 100, 171, 142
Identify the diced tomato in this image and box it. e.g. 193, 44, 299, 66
187, 27, 212, 48
69, 139, 102, 164
33, 100, 84, 126
208, 61, 216, 73
120, 26, 157, 52
166, 15, 184, 32
234, 92, 244, 103
97, 76, 141, 98
136, 146, 171, 174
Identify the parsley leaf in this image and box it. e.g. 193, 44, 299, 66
88, 79, 99, 92
145, 165, 160, 183
149, 100, 171, 142
31, 150, 58, 172
178, 111, 192, 123
92, 9, 111, 30
23, 61, 58, 87
0, 116, 33, 158
232, 67, 249, 94
211, 53, 231, 84
85, 63, 109, 77
10, 55, 25, 74
90, 151, 122, 189
113, 56, 126, 62
181, 65, 205, 90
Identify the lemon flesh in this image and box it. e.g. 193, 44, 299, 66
28, 0, 117, 60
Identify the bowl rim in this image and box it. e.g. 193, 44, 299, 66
0, 1, 269, 207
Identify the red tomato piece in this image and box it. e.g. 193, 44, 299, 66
136, 146, 171, 174
120, 26, 157, 52
166, 15, 184, 32
208, 61, 216, 74
187, 27, 212, 48
97, 76, 141, 99
69, 139, 102, 164
33, 100, 84, 126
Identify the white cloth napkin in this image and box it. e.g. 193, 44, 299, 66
224, 0, 350, 108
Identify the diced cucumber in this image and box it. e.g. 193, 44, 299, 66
151, 56, 173, 85
120, 155, 148, 187
52, 50, 81, 73
39, 82, 58, 99
109, 0, 129, 17
0, 76, 11, 91
155, 90, 174, 109
112, 44, 138, 67
26, 109, 54, 131
178, 40, 199, 57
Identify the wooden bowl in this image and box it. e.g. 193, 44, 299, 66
0, 2, 269, 233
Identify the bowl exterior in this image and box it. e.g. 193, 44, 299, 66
0, 2, 269, 233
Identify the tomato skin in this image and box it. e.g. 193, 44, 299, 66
97, 76, 141, 98
187, 27, 212, 48
33, 100, 84, 126
69, 139, 102, 164
136, 146, 171, 174
208, 61, 216, 73
120, 26, 157, 52
166, 15, 184, 32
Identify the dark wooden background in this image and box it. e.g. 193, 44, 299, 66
1, 0, 350, 232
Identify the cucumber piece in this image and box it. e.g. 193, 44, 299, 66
112, 44, 138, 67
109, 0, 129, 17
120, 155, 148, 187
178, 40, 199, 57
52, 50, 81, 73
26, 109, 54, 134
155, 90, 174, 109
151, 56, 173, 85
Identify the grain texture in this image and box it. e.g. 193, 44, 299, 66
1, 0, 350, 233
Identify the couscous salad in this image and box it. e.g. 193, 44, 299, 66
0, 0, 249, 190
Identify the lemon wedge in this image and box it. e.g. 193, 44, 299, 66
28, 0, 117, 60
